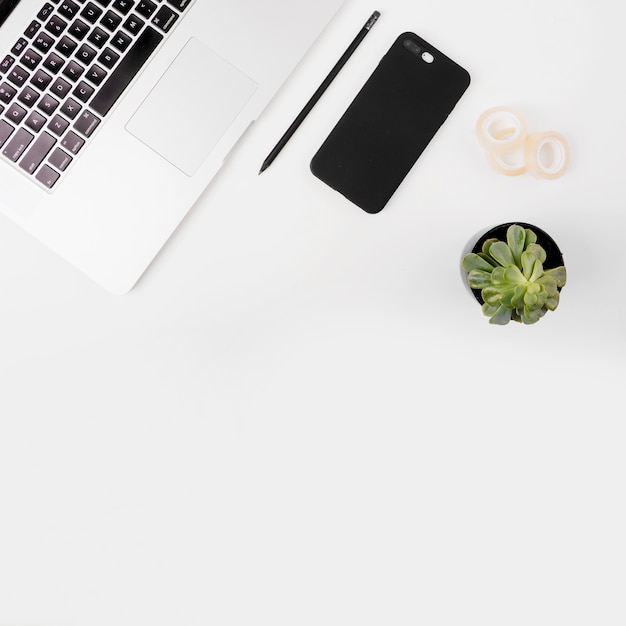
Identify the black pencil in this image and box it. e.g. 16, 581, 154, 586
259, 10, 381, 174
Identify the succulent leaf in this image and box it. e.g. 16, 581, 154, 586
521, 251, 536, 279
489, 241, 515, 267
482, 286, 502, 306
482, 302, 500, 318
462, 253, 494, 273
481, 238, 499, 255
511, 285, 526, 309
467, 269, 493, 289
544, 266, 567, 287
545, 292, 560, 311
490, 266, 507, 284
477, 252, 498, 267
525, 243, 547, 264
520, 307, 545, 324
537, 275, 558, 297
524, 229, 538, 247
499, 287, 518, 309
507, 224, 526, 267
529, 258, 544, 283
503, 265, 526, 284
524, 290, 538, 307
489, 305, 513, 325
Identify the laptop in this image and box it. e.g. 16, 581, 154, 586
0, 0, 344, 293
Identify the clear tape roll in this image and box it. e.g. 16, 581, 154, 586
485, 128, 527, 176
476, 106, 528, 155
524, 131, 570, 179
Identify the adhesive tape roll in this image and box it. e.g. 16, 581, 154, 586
476, 106, 528, 155
524, 131, 570, 179
485, 128, 527, 176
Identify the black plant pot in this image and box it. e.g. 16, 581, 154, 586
465, 222, 565, 305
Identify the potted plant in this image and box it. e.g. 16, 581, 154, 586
461, 222, 567, 325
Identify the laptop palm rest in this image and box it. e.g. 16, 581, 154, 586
126, 37, 258, 176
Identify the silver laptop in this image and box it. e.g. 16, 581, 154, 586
0, 0, 344, 293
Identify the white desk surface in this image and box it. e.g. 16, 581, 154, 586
1, 0, 625, 624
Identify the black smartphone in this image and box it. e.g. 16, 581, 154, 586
310, 32, 471, 214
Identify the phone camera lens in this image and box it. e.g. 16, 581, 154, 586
403, 38, 422, 56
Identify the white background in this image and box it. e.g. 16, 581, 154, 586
1, 0, 625, 624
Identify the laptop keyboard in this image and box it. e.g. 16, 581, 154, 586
0, 0, 192, 191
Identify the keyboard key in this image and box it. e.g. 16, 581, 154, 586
43, 52, 64, 73
30, 68, 52, 89
87, 26, 109, 48
72, 80, 94, 102
36, 164, 61, 188
50, 76, 71, 97
0, 119, 15, 147
111, 30, 132, 52
21, 48, 43, 69
37, 92, 59, 113
81, 2, 103, 23
8, 66, 30, 87
48, 146, 72, 170
152, 5, 178, 33
62, 60, 85, 81
1, 55, 15, 74
2, 127, 34, 161
61, 129, 84, 154
136, 0, 156, 18
86, 63, 106, 85
68, 19, 90, 40
100, 10, 122, 31
19, 130, 56, 172
74, 109, 100, 136
56, 35, 77, 57
112, 0, 134, 15
48, 113, 69, 135
33, 31, 55, 53
58, 0, 80, 20
48, 115, 70, 137
91, 25, 161, 115
5, 102, 27, 123
36, 3, 56, 21
97, 47, 119, 68
76, 43, 97, 64
18, 85, 40, 106
123, 14, 144, 35
45, 15, 68, 36
0, 82, 17, 103
60, 96, 81, 118
24, 110, 47, 131
24, 20, 42, 39
11, 38, 29, 55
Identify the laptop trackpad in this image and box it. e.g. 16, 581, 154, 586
126, 38, 258, 176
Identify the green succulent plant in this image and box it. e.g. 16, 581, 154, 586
462, 224, 566, 325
